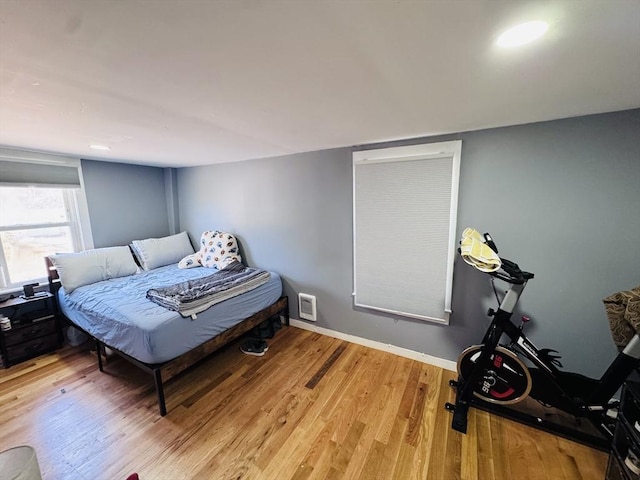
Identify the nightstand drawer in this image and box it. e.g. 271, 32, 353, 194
6, 334, 58, 361
4, 319, 57, 347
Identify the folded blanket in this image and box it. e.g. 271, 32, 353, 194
460, 227, 502, 272
147, 261, 271, 318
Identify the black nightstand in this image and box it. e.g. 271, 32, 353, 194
0, 292, 61, 368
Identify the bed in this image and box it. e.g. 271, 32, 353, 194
45, 233, 289, 416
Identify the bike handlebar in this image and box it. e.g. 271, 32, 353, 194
490, 258, 534, 285
459, 229, 535, 284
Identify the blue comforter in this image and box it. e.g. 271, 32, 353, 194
57, 264, 282, 363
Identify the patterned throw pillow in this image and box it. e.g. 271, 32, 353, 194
604, 286, 640, 350
177, 230, 243, 269
177, 252, 200, 269
199, 230, 242, 269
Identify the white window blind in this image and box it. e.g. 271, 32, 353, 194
0, 147, 83, 188
0, 160, 80, 187
353, 141, 461, 324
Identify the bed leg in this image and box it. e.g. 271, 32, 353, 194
96, 338, 104, 372
282, 298, 290, 326
154, 369, 167, 416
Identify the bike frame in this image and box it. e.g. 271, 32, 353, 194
449, 269, 640, 451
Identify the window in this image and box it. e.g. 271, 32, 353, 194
0, 148, 93, 291
353, 140, 461, 324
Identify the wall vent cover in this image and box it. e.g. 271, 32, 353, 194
298, 293, 317, 321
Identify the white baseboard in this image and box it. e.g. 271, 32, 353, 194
288, 318, 457, 372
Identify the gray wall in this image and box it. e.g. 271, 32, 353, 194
82, 159, 171, 248
177, 109, 640, 377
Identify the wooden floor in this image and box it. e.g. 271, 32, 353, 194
1, 326, 607, 479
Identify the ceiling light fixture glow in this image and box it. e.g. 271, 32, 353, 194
497, 21, 549, 48
89, 144, 111, 151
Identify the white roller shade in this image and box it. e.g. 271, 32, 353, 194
353, 141, 461, 324
0, 148, 81, 188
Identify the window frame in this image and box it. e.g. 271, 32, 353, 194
0, 148, 93, 291
352, 140, 462, 324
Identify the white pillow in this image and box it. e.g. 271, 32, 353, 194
131, 232, 195, 271
50, 246, 138, 293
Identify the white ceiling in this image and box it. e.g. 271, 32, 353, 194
1, 0, 639, 168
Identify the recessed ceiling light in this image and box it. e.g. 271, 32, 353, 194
496, 21, 549, 48
89, 144, 111, 151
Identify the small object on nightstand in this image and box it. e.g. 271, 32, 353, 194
20, 292, 48, 301
22, 283, 38, 298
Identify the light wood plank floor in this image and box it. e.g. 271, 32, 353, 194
0, 326, 607, 479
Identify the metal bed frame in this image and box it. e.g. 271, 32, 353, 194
46, 257, 289, 415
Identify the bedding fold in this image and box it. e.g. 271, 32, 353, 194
146, 261, 271, 318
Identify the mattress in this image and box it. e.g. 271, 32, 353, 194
57, 263, 282, 364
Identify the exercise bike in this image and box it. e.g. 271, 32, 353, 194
445, 230, 640, 450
